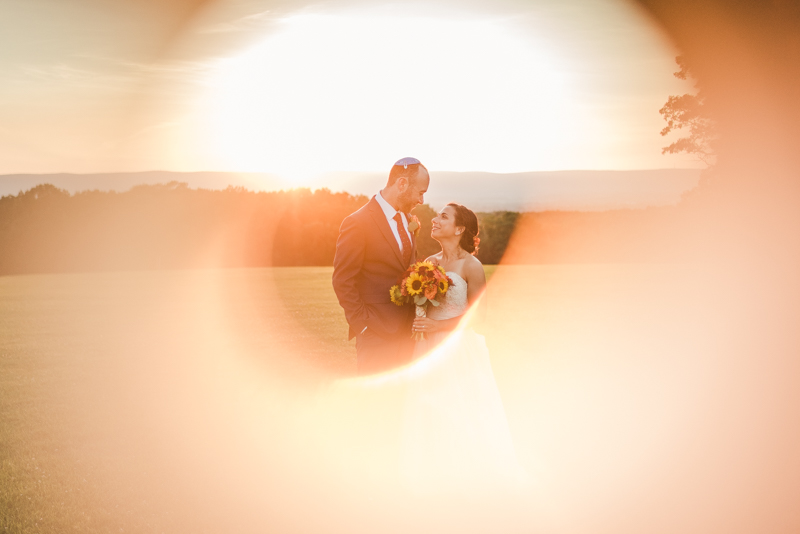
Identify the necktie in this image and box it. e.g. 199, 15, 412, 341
393, 212, 412, 266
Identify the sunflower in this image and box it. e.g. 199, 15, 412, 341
405, 272, 425, 295
389, 285, 404, 306
438, 278, 449, 293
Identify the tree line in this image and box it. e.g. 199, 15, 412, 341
0, 182, 693, 276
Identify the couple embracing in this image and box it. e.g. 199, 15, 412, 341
332, 157, 484, 375
331, 157, 522, 486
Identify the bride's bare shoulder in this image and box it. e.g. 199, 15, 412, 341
462, 254, 485, 281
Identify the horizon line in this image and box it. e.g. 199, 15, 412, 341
0, 167, 705, 177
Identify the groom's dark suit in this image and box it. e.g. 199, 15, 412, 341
332, 196, 416, 375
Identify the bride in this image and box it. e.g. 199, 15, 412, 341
319, 203, 525, 496
411, 202, 487, 350
400, 203, 524, 491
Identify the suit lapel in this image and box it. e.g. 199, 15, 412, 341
368, 197, 406, 268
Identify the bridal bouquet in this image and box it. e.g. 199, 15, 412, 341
390, 261, 454, 341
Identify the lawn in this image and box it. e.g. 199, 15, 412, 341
0, 264, 745, 533
1, 266, 501, 533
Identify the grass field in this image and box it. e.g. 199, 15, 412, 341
2, 264, 789, 533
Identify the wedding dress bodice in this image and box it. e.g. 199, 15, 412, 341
427, 272, 468, 321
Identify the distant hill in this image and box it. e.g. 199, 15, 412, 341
0, 169, 701, 211
0, 171, 284, 199
327, 169, 702, 211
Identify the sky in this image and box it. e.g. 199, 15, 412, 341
0, 0, 700, 184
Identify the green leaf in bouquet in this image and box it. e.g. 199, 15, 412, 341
414, 296, 427, 306
429, 299, 440, 306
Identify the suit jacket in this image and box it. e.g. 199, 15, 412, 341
332, 196, 417, 340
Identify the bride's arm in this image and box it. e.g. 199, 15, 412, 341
412, 314, 462, 334
464, 258, 488, 327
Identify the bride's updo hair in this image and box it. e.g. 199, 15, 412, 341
447, 202, 480, 255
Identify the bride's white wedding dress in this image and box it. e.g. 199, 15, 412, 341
400, 272, 524, 491
318, 272, 525, 496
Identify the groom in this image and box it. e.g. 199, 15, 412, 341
332, 157, 430, 375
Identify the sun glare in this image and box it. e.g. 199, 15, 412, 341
206, 11, 583, 183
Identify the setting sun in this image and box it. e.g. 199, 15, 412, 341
206, 10, 586, 183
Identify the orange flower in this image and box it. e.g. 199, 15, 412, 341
424, 283, 437, 300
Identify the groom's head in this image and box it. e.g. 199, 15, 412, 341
384, 157, 430, 213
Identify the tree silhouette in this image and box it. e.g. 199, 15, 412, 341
660, 56, 717, 165
476, 211, 520, 264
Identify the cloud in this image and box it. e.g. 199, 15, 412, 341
12, 55, 218, 95
198, 9, 282, 34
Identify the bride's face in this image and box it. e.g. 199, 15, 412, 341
431, 206, 462, 241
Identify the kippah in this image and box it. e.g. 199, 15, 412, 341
393, 157, 421, 169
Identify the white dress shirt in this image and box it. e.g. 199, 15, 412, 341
375, 191, 410, 253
